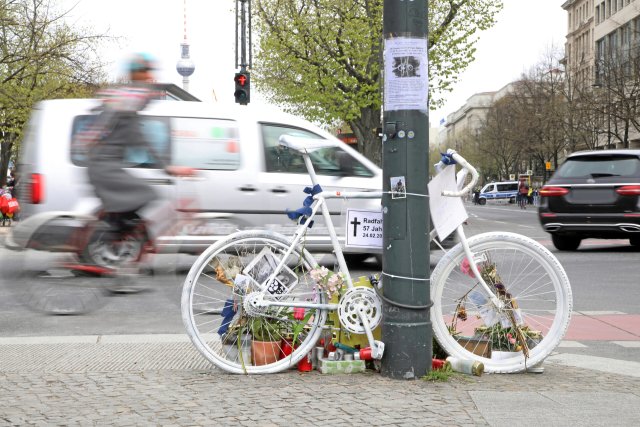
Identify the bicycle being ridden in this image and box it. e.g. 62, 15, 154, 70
4, 54, 196, 313
85, 54, 194, 271
181, 139, 572, 374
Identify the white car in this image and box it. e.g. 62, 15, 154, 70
14, 98, 383, 261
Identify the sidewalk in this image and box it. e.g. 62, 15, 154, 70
1, 335, 639, 426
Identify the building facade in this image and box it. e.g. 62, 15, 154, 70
565, 0, 640, 149
441, 1, 640, 152
442, 83, 520, 152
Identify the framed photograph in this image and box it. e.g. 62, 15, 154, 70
242, 247, 298, 296
391, 176, 406, 199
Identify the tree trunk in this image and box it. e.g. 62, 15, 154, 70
0, 137, 14, 187
349, 107, 382, 166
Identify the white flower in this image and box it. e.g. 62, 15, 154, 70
310, 267, 344, 298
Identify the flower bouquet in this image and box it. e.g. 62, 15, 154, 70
310, 266, 345, 299
452, 256, 540, 359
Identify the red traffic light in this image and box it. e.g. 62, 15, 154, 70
234, 71, 250, 105
234, 73, 248, 87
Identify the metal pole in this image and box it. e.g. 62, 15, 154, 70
381, 0, 431, 379
240, 0, 247, 69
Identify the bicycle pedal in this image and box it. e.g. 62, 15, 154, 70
62, 263, 115, 276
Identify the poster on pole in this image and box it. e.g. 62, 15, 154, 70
384, 37, 429, 112
345, 209, 383, 249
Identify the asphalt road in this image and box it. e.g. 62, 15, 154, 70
1, 200, 638, 363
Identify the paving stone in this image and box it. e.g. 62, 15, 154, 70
0, 341, 639, 426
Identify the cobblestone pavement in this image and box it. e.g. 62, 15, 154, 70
1, 339, 639, 426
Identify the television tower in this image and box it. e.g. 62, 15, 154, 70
176, 0, 195, 91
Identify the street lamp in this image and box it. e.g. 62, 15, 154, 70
591, 81, 612, 150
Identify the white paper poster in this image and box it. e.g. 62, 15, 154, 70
428, 166, 468, 241
345, 209, 383, 249
384, 37, 429, 112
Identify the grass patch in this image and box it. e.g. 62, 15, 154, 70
422, 365, 454, 382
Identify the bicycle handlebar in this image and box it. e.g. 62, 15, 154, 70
435, 149, 479, 198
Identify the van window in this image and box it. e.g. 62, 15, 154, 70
261, 123, 373, 177
497, 183, 517, 192
481, 184, 494, 193
70, 115, 171, 168
171, 117, 240, 170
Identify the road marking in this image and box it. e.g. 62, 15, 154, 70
0, 336, 99, 345
576, 310, 627, 316
0, 334, 192, 345
612, 341, 640, 348
547, 353, 640, 378
558, 340, 588, 348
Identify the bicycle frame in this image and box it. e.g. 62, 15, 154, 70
252, 136, 505, 356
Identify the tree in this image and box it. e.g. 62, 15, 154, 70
475, 95, 524, 181
561, 66, 601, 153
512, 51, 568, 178
593, 47, 640, 149
0, 0, 108, 186
252, 0, 503, 164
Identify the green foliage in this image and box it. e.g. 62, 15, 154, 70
0, 0, 109, 185
422, 363, 454, 382
254, 0, 384, 124
289, 310, 313, 346
252, 0, 503, 160
249, 315, 283, 342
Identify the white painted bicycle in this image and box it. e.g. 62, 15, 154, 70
182, 136, 572, 374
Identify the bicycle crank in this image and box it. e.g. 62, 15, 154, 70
337, 287, 383, 334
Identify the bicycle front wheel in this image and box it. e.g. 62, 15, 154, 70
181, 230, 327, 374
431, 232, 572, 373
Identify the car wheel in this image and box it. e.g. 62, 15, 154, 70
344, 253, 373, 265
630, 236, 640, 247
551, 234, 581, 251
509, 197, 516, 204
478, 198, 486, 205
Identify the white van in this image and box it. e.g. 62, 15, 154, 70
15, 99, 383, 260
478, 181, 518, 205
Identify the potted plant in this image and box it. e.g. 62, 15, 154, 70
249, 315, 283, 366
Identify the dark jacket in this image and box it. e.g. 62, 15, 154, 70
87, 107, 167, 213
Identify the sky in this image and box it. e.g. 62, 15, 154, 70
60, 0, 567, 127
432, 1, 567, 126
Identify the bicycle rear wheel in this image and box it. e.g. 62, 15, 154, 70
431, 232, 572, 373
181, 230, 327, 374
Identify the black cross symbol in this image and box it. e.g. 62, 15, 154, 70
350, 217, 361, 237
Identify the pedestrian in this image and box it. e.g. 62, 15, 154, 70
472, 187, 480, 205
518, 181, 528, 209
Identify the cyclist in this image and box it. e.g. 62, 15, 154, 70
86, 53, 194, 266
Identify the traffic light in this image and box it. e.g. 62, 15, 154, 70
234, 71, 250, 105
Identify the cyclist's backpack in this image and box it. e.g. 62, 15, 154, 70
72, 86, 155, 158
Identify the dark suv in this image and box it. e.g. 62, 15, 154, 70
538, 149, 640, 250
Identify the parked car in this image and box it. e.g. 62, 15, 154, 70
538, 149, 640, 250
13, 98, 385, 262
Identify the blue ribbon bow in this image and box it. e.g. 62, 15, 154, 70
440, 152, 457, 166
217, 298, 237, 336
286, 184, 322, 227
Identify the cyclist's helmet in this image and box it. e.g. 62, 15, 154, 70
127, 52, 157, 74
